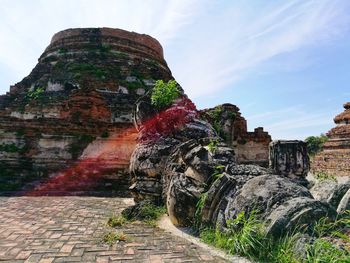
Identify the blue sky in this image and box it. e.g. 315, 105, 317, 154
0, 0, 349, 139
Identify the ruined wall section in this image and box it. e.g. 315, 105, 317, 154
0, 27, 173, 192
200, 104, 271, 167
311, 102, 350, 177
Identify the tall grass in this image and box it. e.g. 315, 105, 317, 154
199, 210, 350, 262
121, 201, 166, 227
200, 211, 265, 259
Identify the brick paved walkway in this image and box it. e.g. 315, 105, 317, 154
0, 197, 229, 263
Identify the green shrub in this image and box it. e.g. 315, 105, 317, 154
107, 215, 126, 227
314, 171, 337, 182
101, 131, 109, 138
305, 239, 349, 263
27, 87, 45, 100
102, 231, 127, 245
194, 192, 208, 228
0, 143, 20, 153
199, 210, 350, 262
122, 201, 166, 227
16, 129, 25, 137
200, 211, 265, 258
212, 165, 225, 180
208, 138, 219, 153
68, 63, 107, 79
58, 48, 67, 54
305, 134, 329, 156
227, 111, 236, 120
207, 106, 223, 136
100, 44, 111, 53
151, 80, 180, 109
313, 211, 350, 240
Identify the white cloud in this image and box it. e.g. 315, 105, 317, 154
0, 0, 349, 141
167, 0, 350, 98
0, 0, 202, 93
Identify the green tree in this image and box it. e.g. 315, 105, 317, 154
151, 80, 180, 109
305, 134, 329, 156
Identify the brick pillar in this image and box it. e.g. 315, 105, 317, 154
269, 140, 309, 178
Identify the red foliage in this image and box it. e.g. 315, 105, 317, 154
139, 96, 198, 141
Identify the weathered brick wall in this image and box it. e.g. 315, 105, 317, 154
236, 128, 271, 167
0, 27, 172, 192
311, 102, 350, 177
200, 104, 271, 167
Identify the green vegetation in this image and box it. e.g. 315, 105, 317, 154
115, 51, 129, 59
208, 138, 219, 153
305, 134, 329, 156
313, 211, 350, 239
199, 210, 350, 262
120, 80, 143, 90
102, 231, 127, 245
27, 86, 45, 100
314, 171, 337, 182
122, 201, 167, 227
68, 63, 107, 80
107, 215, 127, 227
0, 143, 20, 153
305, 238, 349, 263
100, 44, 112, 53
151, 80, 180, 109
194, 192, 208, 228
101, 131, 109, 138
208, 106, 222, 135
208, 106, 222, 121
105, 204, 166, 245
212, 165, 225, 181
16, 129, 25, 137
200, 211, 265, 258
227, 111, 236, 120
58, 48, 68, 54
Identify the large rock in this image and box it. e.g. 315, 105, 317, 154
129, 92, 219, 204
337, 188, 350, 213
202, 164, 271, 228
265, 197, 336, 236
224, 175, 312, 220
164, 138, 235, 226
129, 137, 179, 202
310, 179, 350, 210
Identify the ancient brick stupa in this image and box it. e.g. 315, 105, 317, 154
0, 28, 172, 194
0, 27, 272, 195
311, 102, 350, 177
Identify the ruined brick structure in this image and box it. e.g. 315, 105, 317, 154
200, 104, 271, 167
269, 140, 309, 185
0, 27, 272, 194
0, 28, 172, 193
311, 102, 350, 177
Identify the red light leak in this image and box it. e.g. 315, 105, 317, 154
22, 96, 197, 196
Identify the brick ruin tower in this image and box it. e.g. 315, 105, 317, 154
311, 102, 350, 177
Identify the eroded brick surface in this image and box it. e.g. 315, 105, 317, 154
0, 197, 228, 263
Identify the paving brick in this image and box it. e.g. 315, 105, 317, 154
0, 197, 230, 263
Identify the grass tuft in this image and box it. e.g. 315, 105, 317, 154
102, 231, 127, 246
107, 202, 166, 231
131, 202, 166, 226
200, 211, 265, 259
107, 215, 127, 227
199, 210, 350, 262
